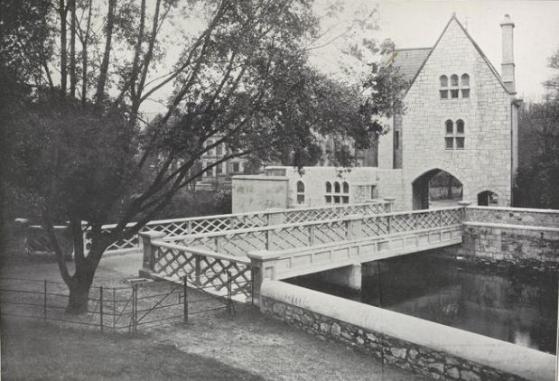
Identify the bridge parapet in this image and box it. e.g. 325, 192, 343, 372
162, 207, 465, 258
96, 200, 391, 255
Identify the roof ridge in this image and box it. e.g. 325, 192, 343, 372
394, 47, 432, 52
402, 14, 515, 97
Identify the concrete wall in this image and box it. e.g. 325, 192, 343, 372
233, 167, 384, 213
231, 176, 288, 213
260, 280, 555, 381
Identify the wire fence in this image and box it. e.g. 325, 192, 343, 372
0, 274, 247, 333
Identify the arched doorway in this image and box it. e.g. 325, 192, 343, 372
412, 169, 463, 209
477, 190, 498, 206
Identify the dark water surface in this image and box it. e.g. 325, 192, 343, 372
287, 253, 558, 354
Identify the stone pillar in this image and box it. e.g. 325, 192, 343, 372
384, 197, 396, 212
316, 263, 362, 292
346, 215, 363, 240
266, 209, 286, 226
458, 200, 472, 222
247, 250, 281, 305
139, 231, 166, 276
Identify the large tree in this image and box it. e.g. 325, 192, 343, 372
3, 0, 400, 312
515, 48, 559, 208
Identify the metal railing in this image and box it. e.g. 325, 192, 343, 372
0, 276, 240, 332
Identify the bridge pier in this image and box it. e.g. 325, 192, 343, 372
315, 263, 362, 292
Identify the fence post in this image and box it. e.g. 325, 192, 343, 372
215, 236, 222, 252
265, 230, 271, 251
183, 276, 188, 324
99, 286, 104, 332
139, 231, 166, 276
227, 270, 234, 316
308, 225, 315, 246
113, 288, 116, 332
132, 284, 138, 333
43, 280, 47, 321
194, 255, 201, 286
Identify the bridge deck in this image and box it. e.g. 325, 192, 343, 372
257, 224, 462, 281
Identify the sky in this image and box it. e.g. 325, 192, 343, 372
309, 0, 559, 102
143, 0, 559, 116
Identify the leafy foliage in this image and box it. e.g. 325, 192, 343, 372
515, 102, 559, 208
2, 0, 404, 311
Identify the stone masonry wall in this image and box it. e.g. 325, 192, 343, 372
444, 224, 559, 272
388, 18, 515, 210
261, 297, 527, 381
439, 206, 559, 271
465, 206, 559, 226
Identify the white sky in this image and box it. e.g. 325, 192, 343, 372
143, 0, 559, 116
310, 0, 559, 102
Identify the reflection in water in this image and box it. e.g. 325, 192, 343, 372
287, 253, 558, 354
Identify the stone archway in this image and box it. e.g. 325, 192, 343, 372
477, 190, 499, 206
412, 169, 463, 210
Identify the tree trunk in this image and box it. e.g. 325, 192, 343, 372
66, 266, 95, 314
67, 277, 93, 314
65, 241, 103, 314
95, 0, 116, 104
59, 0, 67, 95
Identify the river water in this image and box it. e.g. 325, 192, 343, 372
287, 253, 558, 354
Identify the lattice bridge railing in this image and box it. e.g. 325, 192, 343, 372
98, 200, 390, 255
163, 207, 465, 259
151, 241, 252, 303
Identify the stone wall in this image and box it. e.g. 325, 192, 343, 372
260, 281, 554, 381
441, 206, 559, 271
262, 298, 524, 381
445, 224, 559, 271
465, 206, 559, 226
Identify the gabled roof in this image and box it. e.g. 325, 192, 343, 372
395, 14, 515, 96
388, 48, 432, 84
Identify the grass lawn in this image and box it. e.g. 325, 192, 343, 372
1, 319, 263, 381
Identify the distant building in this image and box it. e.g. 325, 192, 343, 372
196, 137, 249, 190
232, 14, 521, 212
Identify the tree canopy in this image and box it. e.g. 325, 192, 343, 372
2, 0, 404, 312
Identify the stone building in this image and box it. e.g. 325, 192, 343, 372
377, 13, 521, 210
232, 14, 521, 212
196, 135, 249, 190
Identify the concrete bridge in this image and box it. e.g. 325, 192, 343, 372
139, 202, 466, 301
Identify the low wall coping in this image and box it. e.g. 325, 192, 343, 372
261, 280, 556, 381
466, 205, 559, 214
464, 221, 559, 233
232, 175, 288, 181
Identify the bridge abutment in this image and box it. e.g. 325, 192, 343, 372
314, 263, 362, 292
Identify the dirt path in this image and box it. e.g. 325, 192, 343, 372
1, 250, 429, 380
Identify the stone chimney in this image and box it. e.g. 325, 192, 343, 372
500, 14, 515, 93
